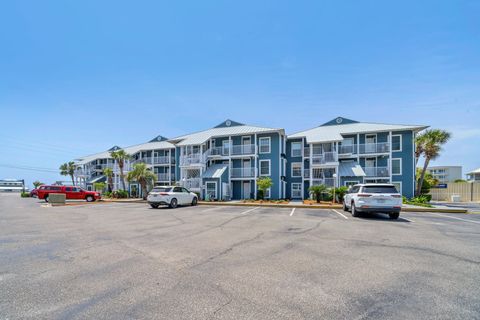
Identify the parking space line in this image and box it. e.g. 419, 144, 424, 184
425, 212, 480, 224
401, 217, 414, 222
240, 207, 259, 215
289, 208, 295, 216
331, 209, 349, 220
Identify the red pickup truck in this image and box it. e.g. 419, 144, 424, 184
37, 185, 101, 202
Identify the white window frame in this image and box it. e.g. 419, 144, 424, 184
291, 142, 302, 157
264, 187, 271, 199
291, 183, 302, 198
392, 158, 402, 175
291, 162, 302, 177
392, 134, 402, 152
205, 181, 217, 200
259, 137, 271, 154
392, 181, 402, 195
259, 159, 271, 176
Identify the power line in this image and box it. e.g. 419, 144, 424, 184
0, 164, 59, 173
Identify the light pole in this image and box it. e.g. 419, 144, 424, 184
332, 173, 337, 204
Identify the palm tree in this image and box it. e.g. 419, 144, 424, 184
309, 184, 328, 203
103, 168, 114, 192
414, 133, 428, 168
110, 149, 130, 191
60, 162, 76, 185
126, 163, 157, 199
416, 129, 451, 196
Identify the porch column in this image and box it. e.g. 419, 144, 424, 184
254, 133, 258, 199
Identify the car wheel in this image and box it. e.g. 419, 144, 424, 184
169, 198, 178, 209
44, 195, 49, 203
351, 202, 360, 217
389, 212, 400, 220
150, 203, 159, 209
86, 195, 94, 202
343, 202, 349, 212
191, 197, 198, 206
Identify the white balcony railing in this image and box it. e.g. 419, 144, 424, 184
231, 144, 256, 156
304, 169, 310, 179
338, 145, 357, 155
311, 178, 335, 187
311, 152, 338, 165
363, 166, 389, 177
231, 167, 256, 178
153, 156, 170, 165
359, 142, 390, 154
157, 173, 174, 181
94, 163, 114, 171
304, 148, 310, 158
208, 146, 229, 157
180, 153, 207, 166
181, 178, 202, 189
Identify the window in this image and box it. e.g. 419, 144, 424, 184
259, 160, 270, 176
264, 188, 271, 199
291, 142, 302, 157
392, 158, 402, 175
349, 186, 360, 193
344, 181, 357, 187
392, 135, 402, 151
173, 187, 183, 192
392, 182, 402, 195
291, 163, 302, 177
259, 137, 271, 154
362, 185, 399, 194
291, 183, 302, 198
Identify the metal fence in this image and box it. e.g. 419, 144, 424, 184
429, 182, 480, 202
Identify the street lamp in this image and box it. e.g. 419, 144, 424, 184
332, 173, 338, 204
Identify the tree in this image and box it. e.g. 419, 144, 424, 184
110, 149, 130, 191
256, 177, 273, 200
126, 163, 157, 200
33, 180, 43, 189
59, 161, 76, 186
103, 168, 114, 192
416, 168, 438, 195
330, 186, 349, 203
416, 129, 451, 196
309, 184, 328, 203
454, 179, 467, 183
94, 182, 106, 193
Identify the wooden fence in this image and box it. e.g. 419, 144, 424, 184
429, 182, 480, 202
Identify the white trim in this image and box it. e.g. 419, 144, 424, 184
291, 162, 302, 177
259, 159, 271, 176
259, 137, 271, 154
391, 181, 402, 195
392, 158, 402, 175
264, 187, 271, 199
205, 181, 217, 200
391, 134, 402, 152
241, 135, 251, 145
291, 141, 302, 157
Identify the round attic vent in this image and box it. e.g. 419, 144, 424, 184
336, 117, 343, 124
226, 120, 231, 126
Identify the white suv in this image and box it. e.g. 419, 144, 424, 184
343, 183, 402, 219
147, 186, 198, 209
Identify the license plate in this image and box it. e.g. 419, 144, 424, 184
376, 199, 386, 203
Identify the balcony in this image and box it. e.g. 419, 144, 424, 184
180, 153, 207, 166
304, 169, 310, 179
231, 167, 256, 178
311, 178, 335, 188
338, 145, 357, 155
74, 169, 90, 177
311, 152, 338, 165
364, 166, 389, 177
359, 142, 389, 155
231, 144, 256, 156
153, 156, 171, 165
157, 173, 174, 181
181, 178, 202, 189
131, 157, 153, 166
94, 163, 114, 171
304, 148, 310, 158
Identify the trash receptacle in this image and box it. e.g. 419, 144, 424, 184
49, 193, 66, 206
451, 194, 461, 202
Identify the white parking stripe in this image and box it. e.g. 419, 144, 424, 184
199, 206, 222, 212
241, 207, 259, 215
289, 208, 295, 216
401, 217, 414, 222
425, 212, 480, 224
331, 209, 349, 220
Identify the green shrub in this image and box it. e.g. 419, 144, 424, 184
20, 192, 30, 198
112, 190, 129, 198
103, 191, 112, 198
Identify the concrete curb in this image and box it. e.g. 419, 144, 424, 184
100, 199, 146, 203
198, 201, 469, 213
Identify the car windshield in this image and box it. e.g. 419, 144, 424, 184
151, 187, 172, 193
362, 186, 398, 194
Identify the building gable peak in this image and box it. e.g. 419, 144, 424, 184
149, 135, 169, 142
214, 119, 245, 128
320, 117, 359, 126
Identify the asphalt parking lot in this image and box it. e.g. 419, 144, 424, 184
1, 193, 480, 320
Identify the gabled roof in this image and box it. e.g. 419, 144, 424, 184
288, 117, 428, 143
169, 120, 284, 146
467, 168, 480, 175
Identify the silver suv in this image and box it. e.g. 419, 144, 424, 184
343, 183, 402, 219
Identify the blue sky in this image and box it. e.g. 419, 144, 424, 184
1, 0, 479, 187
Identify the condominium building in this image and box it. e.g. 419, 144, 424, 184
72, 117, 426, 199
426, 166, 462, 183
168, 120, 286, 200
286, 117, 427, 199
467, 168, 480, 182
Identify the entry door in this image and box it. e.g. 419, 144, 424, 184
206, 182, 217, 200
365, 158, 377, 177
243, 159, 251, 178
243, 181, 251, 199
365, 135, 376, 153
242, 137, 251, 154
222, 140, 229, 156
